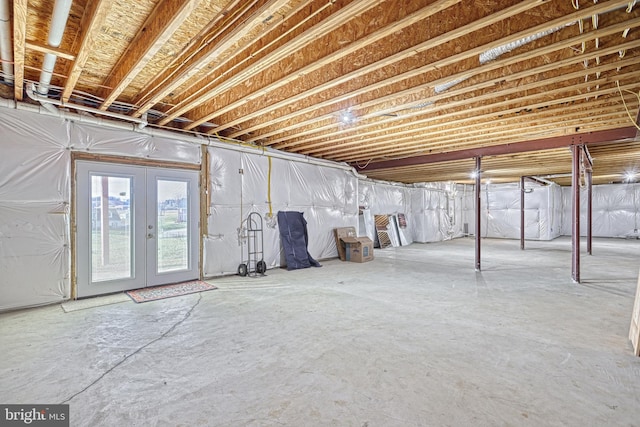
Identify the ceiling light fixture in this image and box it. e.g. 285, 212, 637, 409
470, 171, 479, 179
624, 171, 636, 182
339, 110, 356, 125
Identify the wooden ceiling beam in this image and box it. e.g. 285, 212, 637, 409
25, 40, 75, 61
235, 0, 638, 142
345, 116, 631, 165
249, 34, 639, 149
12, 0, 27, 101
61, 0, 114, 103
160, 0, 331, 127
98, 0, 200, 110
358, 127, 637, 172
330, 77, 640, 161
269, 20, 640, 149
329, 105, 630, 162
206, 0, 544, 137
313, 58, 640, 158
322, 98, 627, 157
132, 0, 291, 118
181, 0, 486, 131
288, 52, 640, 154
162, 0, 383, 127
132, 0, 244, 99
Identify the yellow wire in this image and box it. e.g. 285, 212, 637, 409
616, 80, 640, 131
267, 156, 273, 218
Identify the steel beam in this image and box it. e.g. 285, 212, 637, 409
571, 146, 581, 283
359, 127, 636, 171
587, 166, 593, 255
520, 176, 525, 250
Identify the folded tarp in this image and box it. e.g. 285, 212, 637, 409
277, 211, 321, 270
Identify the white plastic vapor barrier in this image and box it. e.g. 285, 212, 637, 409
15, 102, 638, 310
411, 182, 464, 243
0, 107, 201, 311
71, 122, 201, 164
0, 201, 69, 311
204, 147, 359, 276
560, 183, 640, 238
358, 180, 414, 245
461, 182, 560, 240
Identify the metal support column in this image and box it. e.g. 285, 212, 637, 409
587, 166, 593, 255
520, 176, 525, 250
571, 145, 581, 283
475, 156, 481, 271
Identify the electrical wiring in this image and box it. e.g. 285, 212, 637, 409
354, 158, 374, 169
267, 156, 273, 219
616, 80, 640, 131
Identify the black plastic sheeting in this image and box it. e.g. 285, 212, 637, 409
277, 211, 321, 271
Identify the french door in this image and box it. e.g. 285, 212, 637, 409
76, 161, 199, 298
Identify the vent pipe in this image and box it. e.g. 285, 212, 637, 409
479, 24, 571, 64
38, 0, 72, 95
0, 0, 13, 82
27, 82, 149, 126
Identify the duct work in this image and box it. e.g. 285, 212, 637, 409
479, 23, 571, 64
0, 0, 13, 82
434, 77, 469, 94
38, 0, 72, 95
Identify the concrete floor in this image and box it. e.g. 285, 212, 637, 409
2, 237, 640, 426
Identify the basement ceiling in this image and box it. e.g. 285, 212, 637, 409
2, 0, 640, 185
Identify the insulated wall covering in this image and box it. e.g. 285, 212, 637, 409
560, 184, 640, 237
0, 107, 200, 311
461, 182, 561, 240
4, 105, 640, 311
203, 148, 359, 276
358, 180, 414, 245
411, 182, 465, 243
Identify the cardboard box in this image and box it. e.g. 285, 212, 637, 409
334, 227, 356, 261
340, 236, 374, 263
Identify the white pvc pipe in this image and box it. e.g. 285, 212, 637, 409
27, 83, 149, 125
0, 0, 13, 82
38, 0, 72, 95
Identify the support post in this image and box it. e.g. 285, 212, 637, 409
520, 176, 525, 250
571, 145, 581, 283
587, 166, 593, 255
475, 156, 481, 272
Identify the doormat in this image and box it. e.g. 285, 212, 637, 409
126, 280, 217, 303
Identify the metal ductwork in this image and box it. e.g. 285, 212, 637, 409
479, 23, 571, 65
37, 0, 73, 95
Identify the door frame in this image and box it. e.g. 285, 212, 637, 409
71, 153, 203, 299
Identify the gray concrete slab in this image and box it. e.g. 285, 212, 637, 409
2, 237, 640, 426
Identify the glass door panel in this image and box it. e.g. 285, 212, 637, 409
157, 179, 189, 273
77, 162, 199, 297
90, 175, 133, 282
146, 169, 199, 287
77, 162, 146, 298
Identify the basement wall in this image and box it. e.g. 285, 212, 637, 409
3, 105, 637, 311
560, 184, 640, 238
0, 107, 200, 311
461, 182, 562, 241
410, 182, 466, 243
203, 148, 359, 276
1, 106, 446, 311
